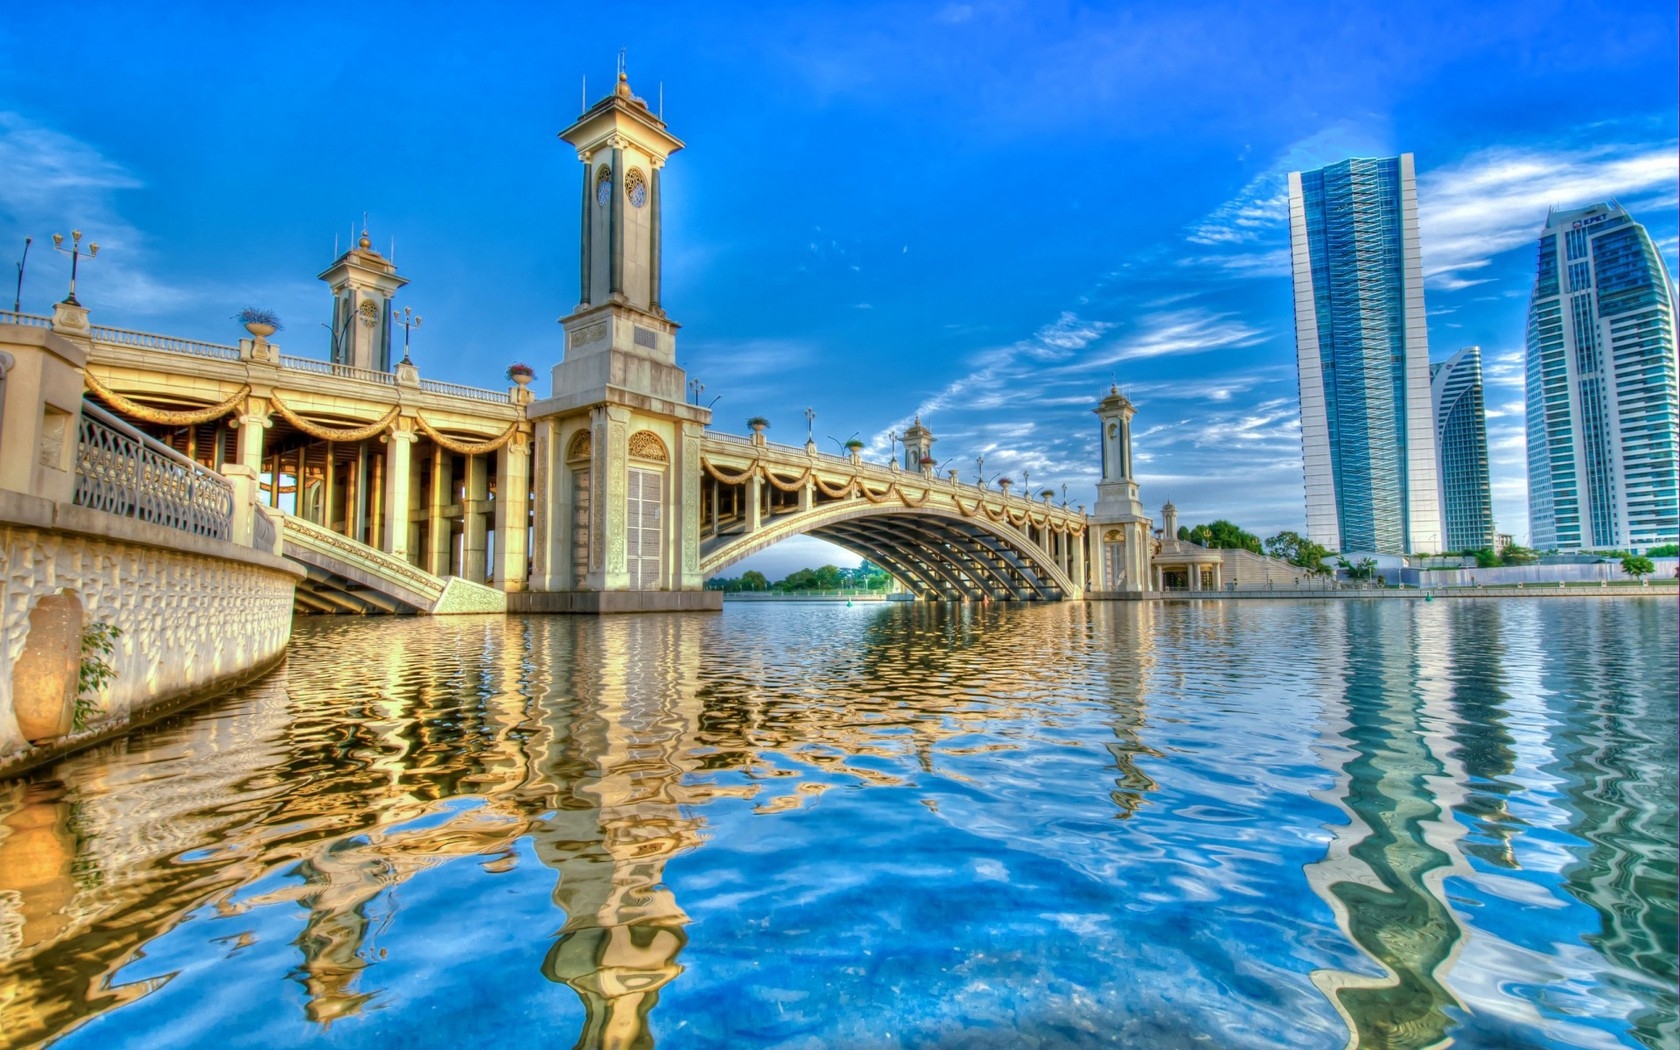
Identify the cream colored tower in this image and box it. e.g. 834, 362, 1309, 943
525, 72, 714, 612
1088, 385, 1152, 594
317, 232, 408, 372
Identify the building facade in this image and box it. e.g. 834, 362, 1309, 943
1525, 202, 1679, 552
1287, 153, 1443, 555
1429, 345, 1495, 551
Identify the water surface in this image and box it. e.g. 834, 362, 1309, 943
1, 599, 1674, 1048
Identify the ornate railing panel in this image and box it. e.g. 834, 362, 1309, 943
90, 324, 242, 361
0, 310, 52, 328
279, 512, 446, 606
277, 355, 397, 386
419, 377, 506, 403
75, 400, 235, 541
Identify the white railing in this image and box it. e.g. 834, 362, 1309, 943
277, 355, 397, 386
90, 324, 242, 361
75, 400, 235, 541
0, 310, 51, 328
419, 377, 507, 403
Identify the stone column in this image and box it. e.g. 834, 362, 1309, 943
462, 453, 490, 583
495, 433, 532, 591
744, 472, 762, 534
224, 398, 272, 547
579, 154, 594, 306
383, 420, 417, 560
529, 420, 558, 590
1072, 528, 1086, 595
1189, 563, 1201, 592
428, 446, 454, 576
609, 145, 625, 297
677, 421, 704, 590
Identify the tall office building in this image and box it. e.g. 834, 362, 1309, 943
1430, 346, 1495, 551
1526, 203, 1679, 552
1288, 153, 1443, 555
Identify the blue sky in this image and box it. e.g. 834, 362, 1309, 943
3, 1, 1675, 578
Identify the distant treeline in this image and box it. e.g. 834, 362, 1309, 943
706, 561, 893, 593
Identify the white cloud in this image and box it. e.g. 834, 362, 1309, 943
1418, 142, 1679, 287
1086, 307, 1267, 365
0, 112, 189, 316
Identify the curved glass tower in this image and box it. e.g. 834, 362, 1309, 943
1288, 154, 1444, 555
1430, 346, 1495, 551
1526, 202, 1679, 552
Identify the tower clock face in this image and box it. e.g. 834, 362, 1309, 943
358, 298, 380, 326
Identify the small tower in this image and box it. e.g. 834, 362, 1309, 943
317, 230, 408, 372
1090, 385, 1152, 593
902, 416, 935, 472
1161, 500, 1178, 539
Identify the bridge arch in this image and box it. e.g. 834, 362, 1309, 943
701, 499, 1080, 602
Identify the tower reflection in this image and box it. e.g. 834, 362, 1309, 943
1306, 602, 1474, 1050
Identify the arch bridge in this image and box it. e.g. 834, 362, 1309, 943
697, 432, 1088, 602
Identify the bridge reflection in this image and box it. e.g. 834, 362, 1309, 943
0, 605, 1154, 1048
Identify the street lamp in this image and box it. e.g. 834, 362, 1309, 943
689, 378, 706, 406
50, 230, 99, 306
392, 305, 421, 365
975, 453, 986, 486
804, 407, 815, 443
13, 236, 30, 313
887, 429, 901, 465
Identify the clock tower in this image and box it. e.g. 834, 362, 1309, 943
1089, 385, 1152, 594
317, 230, 407, 372
524, 70, 714, 611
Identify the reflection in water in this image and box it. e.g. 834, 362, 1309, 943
0, 600, 1673, 1049
1306, 603, 1474, 1050
1538, 602, 1678, 1050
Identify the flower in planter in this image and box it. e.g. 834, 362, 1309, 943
845, 439, 865, 449
507, 362, 535, 379
747, 416, 771, 429
235, 307, 283, 331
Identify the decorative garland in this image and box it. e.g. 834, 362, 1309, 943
812, 474, 857, 499
267, 390, 399, 442
415, 414, 520, 456
701, 458, 759, 485
84, 371, 250, 426
762, 467, 813, 493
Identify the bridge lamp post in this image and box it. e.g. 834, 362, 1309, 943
12, 236, 30, 313
974, 453, 987, 488
689, 379, 706, 406
392, 305, 421, 365
50, 230, 98, 306
1061, 483, 1069, 508
887, 429, 901, 465
804, 407, 815, 442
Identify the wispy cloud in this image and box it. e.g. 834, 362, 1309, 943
1418, 142, 1679, 287
1086, 307, 1268, 365
0, 112, 188, 315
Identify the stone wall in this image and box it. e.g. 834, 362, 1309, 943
0, 490, 300, 764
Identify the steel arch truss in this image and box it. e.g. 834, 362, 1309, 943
703, 501, 1078, 602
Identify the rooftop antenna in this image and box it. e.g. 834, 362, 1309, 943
390, 236, 396, 262
659, 82, 664, 120
617, 48, 626, 80
581, 74, 586, 111
334, 231, 339, 257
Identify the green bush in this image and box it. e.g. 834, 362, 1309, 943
76, 622, 122, 731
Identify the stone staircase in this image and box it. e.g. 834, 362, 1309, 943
278, 513, 506, 615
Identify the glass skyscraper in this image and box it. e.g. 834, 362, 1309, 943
1526, 202, 1679, 552
1430, 346, 1495, 551
1288, 154, 1443, 555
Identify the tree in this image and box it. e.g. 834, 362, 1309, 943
1621, 554, 1655, 581
813, 564, 843, 590
1338, 556, 1378, 581
1471, 548, 1500, 569
1646, 543, 1678, 557
1264, 530, 1329, 573
1501, 545, 1539, 566
1185, 519, 1262, 554
741, 570, 769, 592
